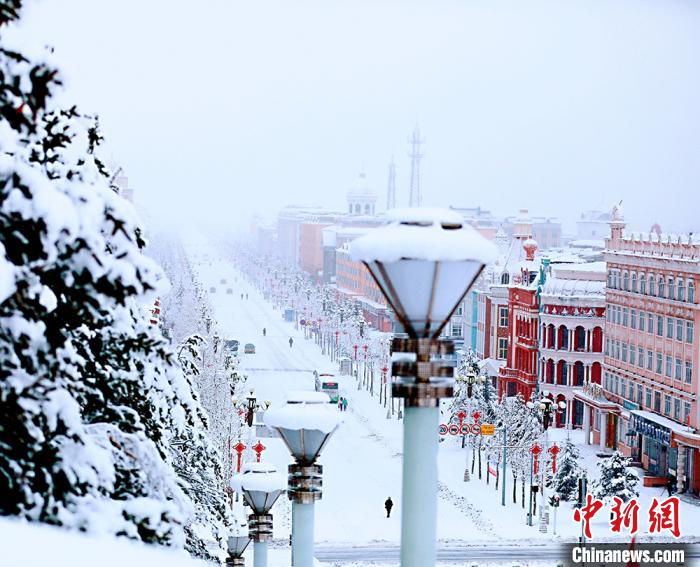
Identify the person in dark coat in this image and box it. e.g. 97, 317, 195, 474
385, 497, 393, 518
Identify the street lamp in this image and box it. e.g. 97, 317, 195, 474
226, 533, 251, 567
232, 389, 271, 428
349, 208, 496, 567
230, 462, 286, 567
264, 391, 341, 567
456, 370, 485, 398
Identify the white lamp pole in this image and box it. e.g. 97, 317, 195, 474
264, 392, 340, 567
229, 463, 286, 567
349, 209, 496, 567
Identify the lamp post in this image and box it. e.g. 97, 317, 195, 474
264, 391, 340, 567
230, 463, 286, 567
232, 389, 271, 429
349, 208, 496, 567
534, 393, 566, 532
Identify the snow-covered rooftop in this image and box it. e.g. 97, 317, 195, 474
540, 276, 605, 299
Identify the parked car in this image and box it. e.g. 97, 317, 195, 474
221, 278, 227, 284
209, 286, 216, 293
227, 288, 233, 294
244, 343, 256, 354
225, 339, 239, 355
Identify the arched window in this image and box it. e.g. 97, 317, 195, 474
501, 273, 510, 285
364, 204, 370, 215
623, 272, 629, 291
667, 277, 675, 300
658, 276, 665, 298
640, 273, 647, 294
689, 280, 695, 303
354, 204, 361, 214
677, 280, 685, 302
631, 273, 637, 293
649, 275, 656, 296
608, 272, 614, 288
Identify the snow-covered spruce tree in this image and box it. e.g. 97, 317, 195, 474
593, 450, 639, 504
549, 437, 585, 501
0, 6, 228, 559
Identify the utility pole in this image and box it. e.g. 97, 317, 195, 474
407, 125, 424, 207
387, 157, 397, 210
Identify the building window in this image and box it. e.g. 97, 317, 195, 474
623, 272, 629, 291
647, 350, 653, 370
640, 274, 647, 294
675, 358, 682, 380
673, 398, 681, 421
649, 275, 656, 296
638, 347, 644, 368
497, 338, 508, 360
654, 391, 661, 412
639, 312, 645, 332
684, 402, 692, 424
631, 273, 637, 292
648, 313, 654, 333
620, 378, 626, 399
630, 309, 637, 329
621, 343, 628, 362
645, 387, 652, 408
667, 317, 674, 338
637, 384, 643, 405
664, 395, 671, 416
665, 355, 672, 377
677, 280, 685, 302
501, 273, 510, 285
622, 308, 629, 326
456, 305, 463, 315
451, 324, 463, 338
687, 322, 694, 344
498, 307, 508, 328
689, 281, 695, 303
657, 315, 664, 336
686, 361, 693, 384
615, 340, 621, 359
630, 346, 636, 366
607, 272, 614, 288
676, 318, 683, 341
605, 338, 610, 356
658, 276, 665, 298
656, 352, 663, 374
667, 277, 675, 300
614, 375, 619, 394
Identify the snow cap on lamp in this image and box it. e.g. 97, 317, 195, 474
349, 208, 498, 338
263, 391, 341, 465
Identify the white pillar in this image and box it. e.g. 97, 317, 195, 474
555, 327, 559, 350
569, 328, 574, 352
583, 406, 591, 445
599, 410, 607, 449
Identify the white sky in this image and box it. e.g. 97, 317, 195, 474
10, 0, 700, 234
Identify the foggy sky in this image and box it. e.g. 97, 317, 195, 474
10, 0, 700, 235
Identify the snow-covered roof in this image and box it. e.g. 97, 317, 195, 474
569, 239, 606, 249
350, 208, 498, 264
631, 410, 699, 438
264, 391, 341, 433
540, 276, 605, 299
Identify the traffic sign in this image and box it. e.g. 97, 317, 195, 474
448, 424, 460, 436
480, 423, 495, 436
460, 423, 470, 435
470, 424, 481, 435
438, 423, 448, 435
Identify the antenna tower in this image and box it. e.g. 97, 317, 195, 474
386, 157, 397, 210
408, 125, 424, 207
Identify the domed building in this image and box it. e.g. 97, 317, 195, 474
346, 171, 378, 216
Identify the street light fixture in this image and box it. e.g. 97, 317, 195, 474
230, 462, 286, 567
264, 391, 341, 567
226, 533, 251, 567
349, 208, 497, 567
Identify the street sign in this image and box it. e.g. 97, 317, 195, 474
460, 423, 470, 435
439, 423, 448, 435
448, 424, 460, 436
470, 424, 481, 435
480, 423, 495, 436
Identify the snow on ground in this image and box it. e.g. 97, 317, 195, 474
1, 517, 205, 567
187, 239, 700, 552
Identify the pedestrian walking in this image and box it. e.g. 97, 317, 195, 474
262, 327, 266, 337
289, 337, 294, 348
342, 397, 348, 412
384, 497, 393, 518
337, 397, 343, 411
245, 293, 248, 300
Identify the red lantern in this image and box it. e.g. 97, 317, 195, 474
252, 441, 266, 462
531, 443, 542, 475
233, 441, 246, 473
548, 443, 560, 474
